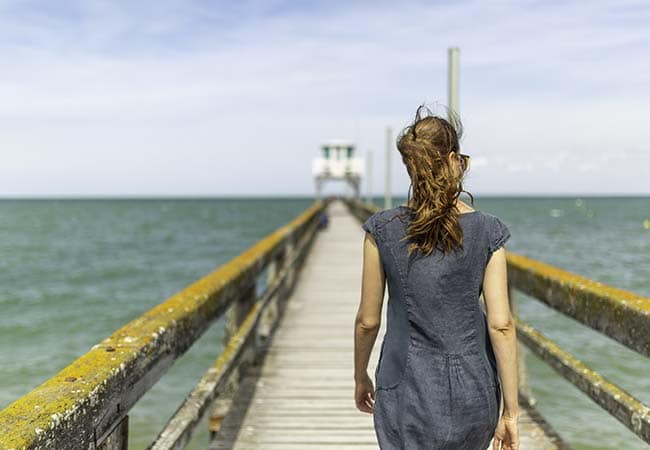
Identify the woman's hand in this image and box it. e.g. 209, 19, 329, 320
354, 373, 375, 414
492, 413, 519, 450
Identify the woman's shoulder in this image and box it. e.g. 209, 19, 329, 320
479, 212, 512, 254
479, 211, 510, 228
376, 206, 412, 228
361, 206, 409, 239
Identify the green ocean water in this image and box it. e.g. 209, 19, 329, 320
0, 196, 648, 449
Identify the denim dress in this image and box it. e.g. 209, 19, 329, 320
361, 206, 511, 450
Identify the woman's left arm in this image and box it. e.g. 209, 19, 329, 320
354, 231, 386, 414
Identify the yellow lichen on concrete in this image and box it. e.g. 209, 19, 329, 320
507, 252, 650, 310
506, 251, 650, 356
0, 344, 138, 448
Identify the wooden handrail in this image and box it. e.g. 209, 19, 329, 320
506, 252, 650, 357
515, 316, 650, 443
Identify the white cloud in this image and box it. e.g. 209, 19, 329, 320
0, 0, 648, 196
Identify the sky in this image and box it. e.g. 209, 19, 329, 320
0, 0, 648, 197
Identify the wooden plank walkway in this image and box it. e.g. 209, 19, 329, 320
209, 200, 569, 450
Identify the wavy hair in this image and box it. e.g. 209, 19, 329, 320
396, 104, 474, 259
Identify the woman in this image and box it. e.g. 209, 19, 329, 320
353, 105, 519, 450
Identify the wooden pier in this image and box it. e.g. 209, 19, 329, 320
1, 197, 648, 450
207, 200, 565, 450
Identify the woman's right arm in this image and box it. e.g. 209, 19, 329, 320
483, 246, 520, 449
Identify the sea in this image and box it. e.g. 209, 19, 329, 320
0, 196, 648, 450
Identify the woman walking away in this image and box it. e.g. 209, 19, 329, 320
353, 105, 519, 450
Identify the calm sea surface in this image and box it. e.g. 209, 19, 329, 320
1, 196, 648, 449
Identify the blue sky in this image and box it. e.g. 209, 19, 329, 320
1, 0, 648, 196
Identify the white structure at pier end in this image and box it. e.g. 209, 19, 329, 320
312, 140, 364, 199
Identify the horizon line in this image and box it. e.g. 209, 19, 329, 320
0, 193, 648, 200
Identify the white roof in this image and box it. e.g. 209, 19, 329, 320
322, 140, 355, 148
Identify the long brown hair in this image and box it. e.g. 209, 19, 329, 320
396, 104, 474, 258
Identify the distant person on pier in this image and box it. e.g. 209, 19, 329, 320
354, 104, 519, 450
318, 211, 329, 229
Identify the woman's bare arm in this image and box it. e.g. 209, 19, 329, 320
353, 232, 386, 413
482, 247, 519, 418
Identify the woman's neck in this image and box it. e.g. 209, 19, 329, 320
402, 200, 473, 213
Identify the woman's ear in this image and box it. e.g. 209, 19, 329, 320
447, 151, 456, 165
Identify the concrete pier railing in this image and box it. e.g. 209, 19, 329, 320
0, 199, 330, 450
346, 197, 650, 445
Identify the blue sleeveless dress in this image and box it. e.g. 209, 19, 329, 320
361, 206, 511, 450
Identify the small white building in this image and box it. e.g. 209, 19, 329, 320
312, 140, 364, 199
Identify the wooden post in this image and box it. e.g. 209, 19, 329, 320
208, 283, 258, 438
258, 256, 281, 352
96, 415, 128, 450
284, 237, 297, 295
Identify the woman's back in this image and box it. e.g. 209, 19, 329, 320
362, 205, 511, 449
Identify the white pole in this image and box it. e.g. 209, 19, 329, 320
385, 126, 392, 209
448, 47, 460, 122
366, 150, 373, 204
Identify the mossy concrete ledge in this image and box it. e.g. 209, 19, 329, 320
0, 200, 324, 450
506, 251, 650, 356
